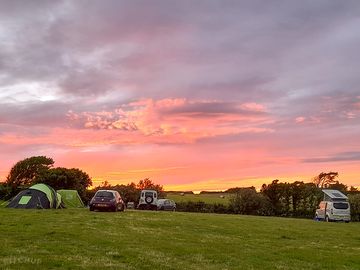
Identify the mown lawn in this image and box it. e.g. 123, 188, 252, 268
167, 193, 230, 204
0, 209, 359, 270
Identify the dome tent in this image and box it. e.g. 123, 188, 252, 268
57, 189, 84, 208
7, 183, 63, 209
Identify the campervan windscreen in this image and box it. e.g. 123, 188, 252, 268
333, 202, 349, 209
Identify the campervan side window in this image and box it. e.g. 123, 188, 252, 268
333, 202, 349, 209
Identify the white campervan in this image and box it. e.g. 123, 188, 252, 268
315, 189, 350, 223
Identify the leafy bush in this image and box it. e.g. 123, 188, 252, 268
349, 194, 360, 221
229, 189, 273, 216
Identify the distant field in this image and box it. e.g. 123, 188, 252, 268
0, 208, 359, 269
167, 193, 231, 204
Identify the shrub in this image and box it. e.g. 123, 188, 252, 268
349, 194, 360, 221
229, 189, 273, 216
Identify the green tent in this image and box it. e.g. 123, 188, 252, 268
7, 183, 63, 209
57, 190, 84, 208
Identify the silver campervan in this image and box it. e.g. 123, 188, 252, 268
315, 189, 350, 222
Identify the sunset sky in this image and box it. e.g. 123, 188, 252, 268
1, 1, 360, 191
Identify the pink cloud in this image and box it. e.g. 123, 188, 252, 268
65, 98, 272, 142
295, 116, 306, 123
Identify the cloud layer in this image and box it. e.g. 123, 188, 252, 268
1, 1, 360, 189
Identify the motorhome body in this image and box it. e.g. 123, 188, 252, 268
315, 189, 350, 222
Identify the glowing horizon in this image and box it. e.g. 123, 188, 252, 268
0, 1, 360, 191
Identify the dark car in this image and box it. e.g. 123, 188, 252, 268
157, 199, 176, 211
89, 190, 125, 212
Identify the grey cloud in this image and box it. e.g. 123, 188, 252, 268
0, 101, 70, 127
303, 152, 360, 163
1, 0, 360, 106
161, 101, 266, 117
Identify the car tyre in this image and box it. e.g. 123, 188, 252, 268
145, 196, 153, 204
325, 215, 330, 222
89, 206, 94, 211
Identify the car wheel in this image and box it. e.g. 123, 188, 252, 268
325, 216, 330, 222
89, 206, 94, 211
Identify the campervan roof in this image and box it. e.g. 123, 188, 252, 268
322, 189, 348, 200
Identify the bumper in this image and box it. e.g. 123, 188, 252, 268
330, 215, 351, 221
90, 203, 116, 210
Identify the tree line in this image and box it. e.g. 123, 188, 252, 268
0, 156, 359, 220
176, 178, 360, 221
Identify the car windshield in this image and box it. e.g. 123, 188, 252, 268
96, 191, 114, 198
333, 202, 349, 209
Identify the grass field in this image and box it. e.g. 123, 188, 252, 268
167, 193, 231, 204
0, 209, 359, 270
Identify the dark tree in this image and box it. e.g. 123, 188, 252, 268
313, 172, 339, 188
112, 183, 140, 204
6, 156, 54, 191
327, 181, 347, 194
260, 180, 283, 215
349, 194, 360, 221
137, 178, 165, 198
35, 167, 92, 201
229, 188, 272, 216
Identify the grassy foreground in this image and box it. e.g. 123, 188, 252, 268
0, 209, 359, 270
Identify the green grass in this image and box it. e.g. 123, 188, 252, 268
0, 209, 359, 270
0, 200, 8, 208
167, 193, 231, 204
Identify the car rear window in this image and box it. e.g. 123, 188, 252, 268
145, 192, 154, 197
333, 202, 349, 209
96, 191, 114, 198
